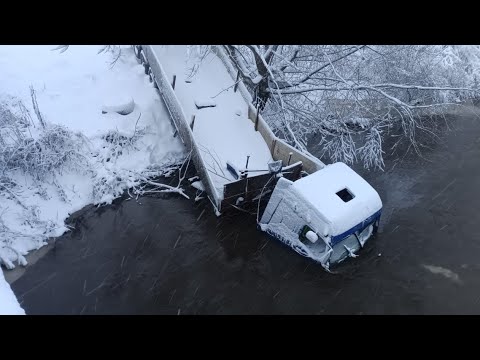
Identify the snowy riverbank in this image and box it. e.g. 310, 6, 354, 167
0, 45, 185, 313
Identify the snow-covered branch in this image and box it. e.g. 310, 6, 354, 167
290, 45, 366, 87
369, 83, 478, 92
198, 44, 480, 169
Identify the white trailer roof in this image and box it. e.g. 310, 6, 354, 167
151, 45, 273, 197
292, 162, 382, 236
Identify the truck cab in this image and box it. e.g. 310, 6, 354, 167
259, 162, 382, 270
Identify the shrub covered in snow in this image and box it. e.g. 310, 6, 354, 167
92, 154, 185, 204
1, 94, 90, 176
0, 124, 90, 180
0, 97, 92, 268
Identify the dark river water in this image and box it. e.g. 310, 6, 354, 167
9, 106, 480, 314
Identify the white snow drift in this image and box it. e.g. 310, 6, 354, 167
0, 270, 24, 315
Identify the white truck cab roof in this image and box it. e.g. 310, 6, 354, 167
291, 162, 382, 236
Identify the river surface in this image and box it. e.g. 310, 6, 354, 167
9, 106, 480, 314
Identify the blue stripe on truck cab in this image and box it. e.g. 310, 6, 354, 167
330, 209, 382, 246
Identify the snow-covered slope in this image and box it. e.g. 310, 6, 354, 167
0, 268, 24, 315
0, 46, 184, 274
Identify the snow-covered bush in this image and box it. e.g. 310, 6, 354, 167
0, 98, 32, 146
0, 97, 93, 268
0, 96, 90, 181
91, 127, 146, 204
0, 124, 90, 180
92, 155, 187, 205
213, 45, 480, 169
0, 212, 49, 269
95, 127, 144, 164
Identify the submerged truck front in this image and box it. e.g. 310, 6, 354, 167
259, 162, 382, 270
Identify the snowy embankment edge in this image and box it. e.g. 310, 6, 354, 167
0, 268, 25, 315
1, 46, 185, 271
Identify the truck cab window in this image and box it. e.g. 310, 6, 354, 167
336, 188, 354, 202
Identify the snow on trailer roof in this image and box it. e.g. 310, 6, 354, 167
292, 162, 382, 236
151, 45, 273, 196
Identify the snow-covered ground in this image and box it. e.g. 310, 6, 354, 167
151, 45, 273, 196
0, 269, 24, 315
0, 45, 184, 314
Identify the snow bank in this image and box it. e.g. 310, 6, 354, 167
151, 45, 273, 195
101, 94, 135, 115
0, 45, 184, 271
194, 98, 216, 109
0, 270, 25, 315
